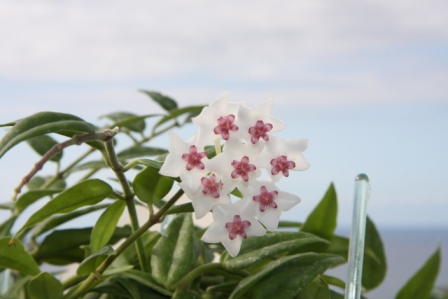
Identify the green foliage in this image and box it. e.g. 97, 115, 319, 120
0, 91, 443, 299
396, 247, 441, 299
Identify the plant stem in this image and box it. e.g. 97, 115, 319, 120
104, 139, 149, 273
12, 130, 117, 201
64, 189, 184, 299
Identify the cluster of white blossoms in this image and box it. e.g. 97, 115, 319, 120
159, 92, 310, 257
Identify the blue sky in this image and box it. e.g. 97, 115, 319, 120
1, 0, 448, 229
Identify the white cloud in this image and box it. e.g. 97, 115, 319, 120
1, 0, 447, 82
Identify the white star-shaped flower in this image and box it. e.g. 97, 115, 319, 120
207, 137, 262, 191
239, 179, 301, 231
159, 132, 209, 183
192, 91, 246, 147
201, 200, 266, 257
257, 135, 310, 182
179, 172, 232, 219
236, 96, 285, 145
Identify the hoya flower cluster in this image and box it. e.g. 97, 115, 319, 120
159, 92, 309, 257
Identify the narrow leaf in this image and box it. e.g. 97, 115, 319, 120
117, 146, 167, 160
91, 200, 126, 252
296, 276, 330, 299
362, 216, 387, 290
26, 272, 63, 299
121, 269, 173, 297
0, 112, 97, 158
229, 253, 344, 299
395, 247, 441, 299
223, 232, 329, 270
26, 135, 63, 162
151, 214, 200, 289
31, 204, 109, 240
301, 183, 338, 240
140, 90, 178, 111
101, 112, 146, 132
77, 245, 116, 276
15, 189, 62, 213
15, 179, 112, 235
0, 237, 40, 275
133, 167, 173, 204
166, 202, 194, 215
152, 106, 205, 134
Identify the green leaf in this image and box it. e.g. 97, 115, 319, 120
15, 189, 62, 213
91, 200, 126, 252
166, 202, 194, 215
67, 160, 107, 174
395, 247, 441, 299
152, 106, 205, 134
222, 232, 329, 271
34, 226, 131, 265
229, 253, 344, 299
121, 231, 160, 266
15, 179, 112, 235
133, 167, 173, 204
31, 204, 110, 240
0, 111, 97, 158
151, 214, 200, 289
117, 146, 168, 160
140, 90, 178, 111
326, 235, 349, 260
301, 183, 338, 241
362, 216, 387, 290
121, 270, 173, 297
0, 237, 40, 275
321, 275, 346, 289
108, 113, 161, 130
26, 272, 63, 299
26, 135, 63, 162
296, 276, 330, 299
330, 290, 345, 299
77, 245, 116, 276
101, 112, 146, 132
0, 215, 18, 236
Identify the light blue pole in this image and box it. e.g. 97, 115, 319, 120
345, 173, 371, 299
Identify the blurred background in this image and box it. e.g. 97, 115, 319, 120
1, 1, 447, 297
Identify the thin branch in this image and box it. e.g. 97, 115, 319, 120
11, 128, 118, 201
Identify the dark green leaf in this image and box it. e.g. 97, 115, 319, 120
133, 167, 173, 204
321, 275, 346, 289
31, 204, 110, 240
117, 146, 167, 160
166, 202, 194, 215
296, 276, 330, 299
101, 112, 146, 132
278, 221, 302, 229
15, 189, 62, 213
121, 231, 160, 266
326, 235, 349, 260
77, 245, 116, 276
329, 290, 345, 299
362, 216, 387, 290
140, 90, 178, 111
0, 111, 97, 158
229, 253, 344, 299
15, 179, 112, 235
121, 269, 173, 297
151, 214, 200, 289
26, 176, 46, 190
301, 183, 338, 241
26, 272, 63, 299
35, 226, 131, 265
222, 232, 329, 271
91, 200, 126, 252
115, 277, 141, 299
0, 215, 18, 236
0, 237, 40, 275
26, 135, 62, 162
395, 247, 441, 299
0, 202, 15, 210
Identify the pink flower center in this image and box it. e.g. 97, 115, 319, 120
231, 156, 257, 182
200, 174, 223, 198
253, 186, 278, 212
214, 114, 238, 140
181, 145, 207, 171
270, 155, 295, 177
225, 215, 251, 240
248, 120, 273, 144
